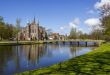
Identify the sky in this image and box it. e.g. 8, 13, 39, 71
0, 0, 110, 35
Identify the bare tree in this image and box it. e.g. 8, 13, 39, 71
16, 18, 21, 42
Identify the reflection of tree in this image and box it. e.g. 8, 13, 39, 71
0, 44, 48, 74
0, 46, 13, 75
49, 44, 60, 50
15, 46, 20, 72
69, 46, 83, 57
69, 46, 77, 57
46, 44, 60, 57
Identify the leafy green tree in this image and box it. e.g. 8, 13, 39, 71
101, 16, 110, 40
69, 28, 77, 39
6, 24, 14, 40
100, 5, 110, 41
0, 16, 18, 40
90, 29, 103, 40
77, 30, 86, 39
0, 16, 5, 40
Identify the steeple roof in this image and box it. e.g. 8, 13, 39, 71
33, 16, 36, 24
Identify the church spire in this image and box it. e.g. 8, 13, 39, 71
37, 20, 39, 26
33, 16, 36, 23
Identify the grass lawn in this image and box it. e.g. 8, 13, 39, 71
16, 43, 110, 75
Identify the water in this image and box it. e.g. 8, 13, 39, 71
0, 42, 96, 75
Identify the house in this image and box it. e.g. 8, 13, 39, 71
48, 33, 67, 40
48, 33, 59, 40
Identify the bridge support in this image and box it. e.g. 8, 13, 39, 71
70, 41, 72, 45
85, 42, 87, 47
77, 42, 80, 46
63, 41, 65, 44
94, 42, 97, 46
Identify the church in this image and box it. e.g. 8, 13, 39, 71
18, 18, 47, 41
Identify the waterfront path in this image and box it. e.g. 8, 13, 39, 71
0, 40, 104, 46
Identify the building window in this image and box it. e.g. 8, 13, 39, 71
31, 29, 34, 33
35, 29, 36, 33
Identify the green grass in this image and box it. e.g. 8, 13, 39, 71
16, 43, 110, 75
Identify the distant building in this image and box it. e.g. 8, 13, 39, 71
48, 33, 59, 40
59, 35, 66, 40
18, 18, 47, 40
48, 33, 66, 40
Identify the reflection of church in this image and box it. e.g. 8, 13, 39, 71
21, 44, 47, 65
18, 18, 47, 40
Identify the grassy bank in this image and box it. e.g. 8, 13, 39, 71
16, 43, 110, 75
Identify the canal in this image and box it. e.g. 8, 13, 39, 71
0, 42, 96, 75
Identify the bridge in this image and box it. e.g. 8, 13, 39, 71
44, 40, 105, 46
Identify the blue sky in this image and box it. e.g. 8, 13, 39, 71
0, 0, 102, 35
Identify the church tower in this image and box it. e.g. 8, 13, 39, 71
32, 17, 39, 40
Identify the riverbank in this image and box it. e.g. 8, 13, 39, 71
16, 43, 110, 75
0, 40, 104, 46
0, 41, 44, 45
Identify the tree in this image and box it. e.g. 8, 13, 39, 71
46, 29, 52, 36
0, 16, 17, 40
77, 30, 84, 39
16, 18, 21, 41
90, 29, 103, 40
6, 24, 14, 40
101, 16, 110, 40
46, 29, 53, 39
100, 4, 110, 16
100, 4, 110, 41
69, 27, 77, 39
0, 16, 5, 40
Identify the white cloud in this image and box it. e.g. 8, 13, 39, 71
87, 10, 95, 14
60, 27, 65, 30
69, 22, 77, 28
68, 18, 80, 29
95, 0, 110, 9
73, 18, 80, 25
84, 18, 101, 26
78, 28, 83, 32
59, 18, 85, 34
60, 18, 80, 31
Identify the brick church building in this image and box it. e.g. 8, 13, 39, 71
18, 18, 47, 40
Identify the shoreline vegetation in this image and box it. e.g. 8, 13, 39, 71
16, 43, 110, 75
0, 40, 104, 46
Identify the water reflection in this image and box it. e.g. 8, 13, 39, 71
0, 43, 96, 75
